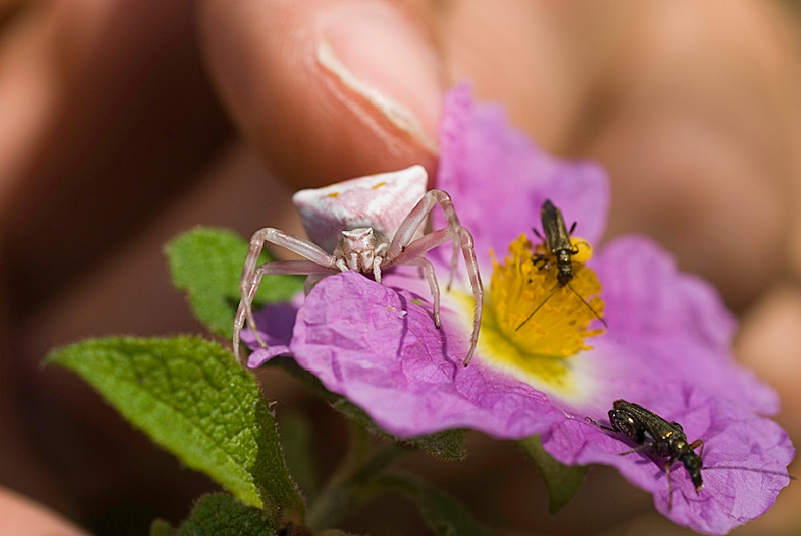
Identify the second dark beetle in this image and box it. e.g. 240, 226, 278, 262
588, 399, 703, 510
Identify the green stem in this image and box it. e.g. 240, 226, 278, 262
306, 436, 410, 531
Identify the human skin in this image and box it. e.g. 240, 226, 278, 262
0, 488, 88, 536
1, 0, 800, 533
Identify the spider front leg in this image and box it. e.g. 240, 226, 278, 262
234, 259, 336, 359
234, 228, 338, 360
392, 225, 484, 367
401, 256, 441, 328
387, 189, 464, 290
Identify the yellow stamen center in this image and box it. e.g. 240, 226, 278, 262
478, 234, 605, 391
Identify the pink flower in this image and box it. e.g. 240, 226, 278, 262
245, 85, 794, 535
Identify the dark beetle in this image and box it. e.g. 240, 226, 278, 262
517, 199, 607, 330
536, 199, 578, 286
588, 400, 703, 510
589, 399, 795, 512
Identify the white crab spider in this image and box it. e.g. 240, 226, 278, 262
233, 165, 484, 366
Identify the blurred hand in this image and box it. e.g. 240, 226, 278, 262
0, 488, 88, 536
197, 0, 801, 309
2, 0, 801, 533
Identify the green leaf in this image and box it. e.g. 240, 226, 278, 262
404, 429, 466, 462
273, 356, 466, 461
150, 519, 175, 536
166, 227, 303, 338
155, 494, 278, 536
48, 336, 303, 526
374, 475, 497, 536
331, 399, 466, 461
517, 435, 587, 513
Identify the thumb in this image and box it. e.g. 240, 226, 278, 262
0, 487, 89, 536
196, 0, 442, 190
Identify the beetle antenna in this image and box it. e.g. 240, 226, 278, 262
703, 466, 796, 479
569, 221, 577, 234
566, 282, 608, 328
515, 284, 560, 331
532, 227, 544, 241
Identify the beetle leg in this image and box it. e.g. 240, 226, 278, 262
618, 443, 652, 456
585, 416, 617, 433
532, 254, 550, 270
666, 460, 674, 511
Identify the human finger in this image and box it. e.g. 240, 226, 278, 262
196, 0, 446, 189
0, 487, 90, 536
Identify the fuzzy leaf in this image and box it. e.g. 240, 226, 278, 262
48, 336, 303, 526
517, 435, 587, 513
374, 475, 497, 536
155, 494, 278, 536
166, 227, 303, 338
404, 429, 466, 462
331, 400, 466, 461
150, 519, 175, 536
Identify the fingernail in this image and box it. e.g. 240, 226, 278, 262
317, 2, 441, 153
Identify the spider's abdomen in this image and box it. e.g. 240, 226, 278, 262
292, 165, 428, 253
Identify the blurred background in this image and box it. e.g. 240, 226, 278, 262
1, 1, 801, 534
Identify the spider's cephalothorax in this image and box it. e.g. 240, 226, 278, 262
234, 165, 484, 366
333, 227, 389, 281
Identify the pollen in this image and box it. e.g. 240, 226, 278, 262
477, 234, 605, 391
